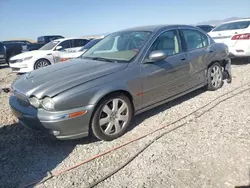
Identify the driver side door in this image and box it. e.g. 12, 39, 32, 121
140, 29, 191, 108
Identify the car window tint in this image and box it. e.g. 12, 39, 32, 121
213, 21, 250, 31
74, 39, 89, 47
59, 40, 71, 49
182, 29, 208, 50
227, 21, 250, 30
150, 30, 180, 56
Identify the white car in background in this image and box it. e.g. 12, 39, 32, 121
9, 37, 90, 73
208, 19, 250, 58
60, 38, 103, 62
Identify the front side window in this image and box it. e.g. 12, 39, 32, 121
149, 30, 181, 56
182, 29, 209, 51
82, 31, 152, 62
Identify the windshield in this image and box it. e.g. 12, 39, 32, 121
39, 41, 60, 50
82, 31, 152, 62
80, 39, 102, 51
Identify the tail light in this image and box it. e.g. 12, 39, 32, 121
60, 58, 70, 62
231, 33, 250, 40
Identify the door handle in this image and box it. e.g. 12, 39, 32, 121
181, 57, 186, 61
209, 50, 213, 53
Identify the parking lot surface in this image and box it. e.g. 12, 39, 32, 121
0, 60, 250, 188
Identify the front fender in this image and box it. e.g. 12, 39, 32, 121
88, 82, 131, 105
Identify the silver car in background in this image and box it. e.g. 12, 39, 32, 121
9, 25, 232, 141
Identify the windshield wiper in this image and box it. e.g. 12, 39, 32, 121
83, 56, 117, 63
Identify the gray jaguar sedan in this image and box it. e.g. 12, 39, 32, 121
9, 25, 232, 141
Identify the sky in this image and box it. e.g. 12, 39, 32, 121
0, 0, 249, 40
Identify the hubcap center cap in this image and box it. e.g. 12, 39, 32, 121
110, 112, 117, 121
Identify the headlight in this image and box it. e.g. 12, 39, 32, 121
41, 97, 55, 110
16, 56, 33, 63
29, 96, 40, 108
23, 56, 33, 61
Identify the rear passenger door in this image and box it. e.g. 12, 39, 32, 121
180, 28, 215, 88
141, 29, 191, 108
70, 39, 89, 52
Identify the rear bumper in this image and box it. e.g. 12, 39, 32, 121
0, 58, 6, 64
9, 95, 94, 140
228, 42, 250, 58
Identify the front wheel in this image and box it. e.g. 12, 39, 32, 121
34, 59, 51, 70
91, 94, 133, 141
207, 63, 223, 91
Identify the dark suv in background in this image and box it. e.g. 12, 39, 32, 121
196, 25, 215, 32
24, 35, 64, 51
0, 42, 6, 64
0, 41, 23, 65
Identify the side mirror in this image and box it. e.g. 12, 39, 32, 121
55, 46, 63, 51
149, 50, 167, 61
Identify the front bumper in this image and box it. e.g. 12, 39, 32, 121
9, 95, 94, 140
9, 60, 34, 73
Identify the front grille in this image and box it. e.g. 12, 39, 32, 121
13, 90, 29, 106
11, 68, 20, 71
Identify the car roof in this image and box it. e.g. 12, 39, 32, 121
117, 24, 199, 32
53, 37, 90, 42
196, 25, 214, 27
221, 18, 250, 24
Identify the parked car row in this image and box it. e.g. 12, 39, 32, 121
9, 24, 232, 141
208, 18, 250, 58
9, 37, 90, 72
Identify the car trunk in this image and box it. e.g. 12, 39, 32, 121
209, 28, 249, 47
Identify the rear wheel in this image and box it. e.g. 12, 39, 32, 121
207, 63, 223, 91
34, 59, 51, 70
91, 94, 133, 141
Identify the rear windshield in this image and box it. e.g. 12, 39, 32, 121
213, 21, 250, 31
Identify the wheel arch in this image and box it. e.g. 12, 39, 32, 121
34, 58, 51, 69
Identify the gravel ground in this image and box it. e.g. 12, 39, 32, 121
0, 60, 250, 188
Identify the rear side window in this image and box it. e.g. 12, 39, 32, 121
213, 21, 250, 31
37, 37, 45, 44
74, 39, 89, 47
149, 29, 181, 56
48, 36, 63, 42
181, 29, 209, 51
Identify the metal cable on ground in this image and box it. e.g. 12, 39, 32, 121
87, 86, 250, 188
23, 82, 250, 188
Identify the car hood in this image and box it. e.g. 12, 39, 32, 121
12, 58, 128, 98
60, 51, 85, 59
10, 50, 51, 60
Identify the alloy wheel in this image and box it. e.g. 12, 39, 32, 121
99, 98, 129, 135
210, 65, 222, 88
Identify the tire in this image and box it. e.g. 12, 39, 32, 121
91, 93, 133, 141
34, 59, 51, 70
207, 63, 223, 91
